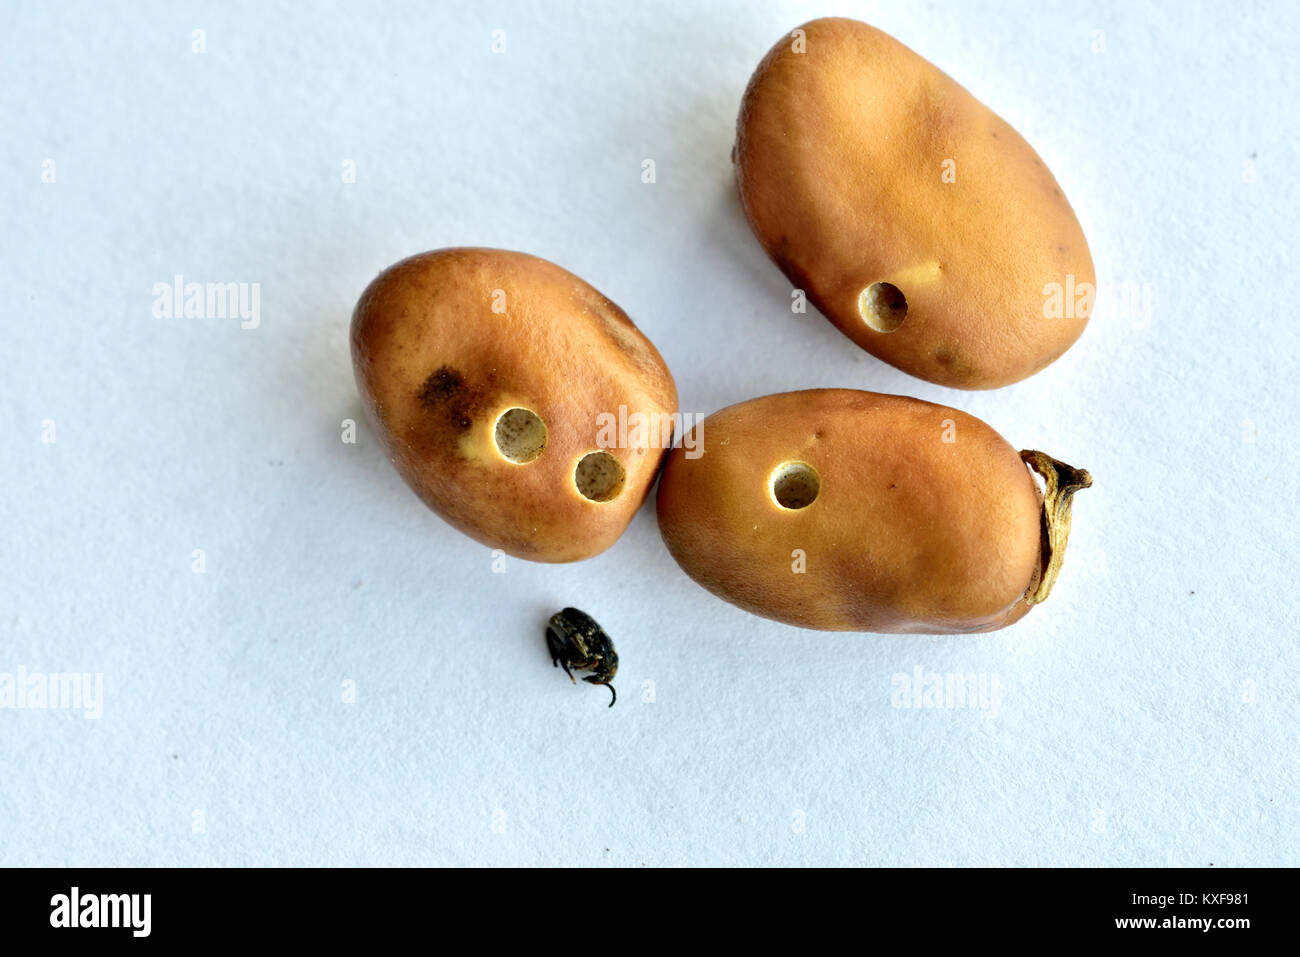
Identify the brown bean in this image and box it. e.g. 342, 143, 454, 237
351, 248, 678, 562
735, 18, 1095, 388
656, 389, 1090, 632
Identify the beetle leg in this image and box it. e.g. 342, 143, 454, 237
544, 628, 564, 666
584, 676, 616, 707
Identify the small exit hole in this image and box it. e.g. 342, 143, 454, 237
575, 451, 626, 503
859, 282, 908, 333
494, 407, 547, 464
771, 462, 821, 510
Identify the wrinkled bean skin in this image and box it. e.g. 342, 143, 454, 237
656, 390, 1061, 634
351, 248, 678, 563
735, 18, 1095, 389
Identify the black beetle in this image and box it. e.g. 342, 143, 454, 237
545, 607, 618, 707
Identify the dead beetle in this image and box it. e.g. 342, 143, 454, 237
546, 607, 618, 707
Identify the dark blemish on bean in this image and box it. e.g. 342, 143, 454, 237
418, 366, 464, 406
417, 365, 477, 433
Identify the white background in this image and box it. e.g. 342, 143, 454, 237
2, 0, 1296, 866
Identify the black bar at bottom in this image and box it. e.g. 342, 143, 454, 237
0, 866, 1285, 944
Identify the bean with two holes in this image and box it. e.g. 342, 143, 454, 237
350, 248, 678, 562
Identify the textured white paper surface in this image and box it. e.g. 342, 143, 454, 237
1, 0, 1296, 866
